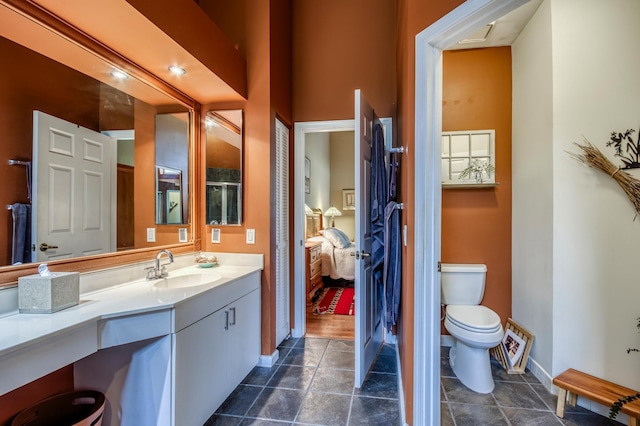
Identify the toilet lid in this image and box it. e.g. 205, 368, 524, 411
446, 305, 501, 331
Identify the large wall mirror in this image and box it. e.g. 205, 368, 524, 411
205, 110, 243, 226
0, 2, 194, 273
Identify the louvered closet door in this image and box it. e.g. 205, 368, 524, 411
275, 118, 290, 346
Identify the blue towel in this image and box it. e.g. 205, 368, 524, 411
384, 201, 402, 330
370, 122, 388, 302
11, 203, 32, 264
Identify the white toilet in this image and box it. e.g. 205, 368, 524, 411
441, 263, 503, 393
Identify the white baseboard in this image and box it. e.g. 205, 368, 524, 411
525, 356, 553, 391
439, 337, 625, 423
394, 343, 410, 426
525, 356, 628, 423
257, 349, 279, 367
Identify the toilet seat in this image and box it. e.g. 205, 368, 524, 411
446, 305, 501, 333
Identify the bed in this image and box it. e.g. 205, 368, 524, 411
307, 227, 356, 281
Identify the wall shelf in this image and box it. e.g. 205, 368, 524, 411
442, 182, 499, 189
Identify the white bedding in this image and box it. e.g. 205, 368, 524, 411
307, 236, 355, 281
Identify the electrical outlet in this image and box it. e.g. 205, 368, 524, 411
147, 228, 156, 242
246, 229, 255, 244
178, 228, 187, 242
211, 228, 221, 243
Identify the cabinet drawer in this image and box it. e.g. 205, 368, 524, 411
310, 272, 322, 286
310, 259, 321, 277
310, 246, 321, 263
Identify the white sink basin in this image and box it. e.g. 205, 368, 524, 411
153, 273, 222, 289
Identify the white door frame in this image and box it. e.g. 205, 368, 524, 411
413, 0, 528, 424
292, 119, 355, 338
292, 117, 392, 338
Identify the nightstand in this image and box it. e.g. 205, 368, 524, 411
305, 241, 323, 305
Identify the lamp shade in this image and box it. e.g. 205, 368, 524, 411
324, 206, 342, 217
304, 204, 313, 215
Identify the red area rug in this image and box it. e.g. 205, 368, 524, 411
314, 287, 354, 316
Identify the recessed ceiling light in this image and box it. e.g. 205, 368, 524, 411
110, 69, 129, 79
168, 66, 186, 76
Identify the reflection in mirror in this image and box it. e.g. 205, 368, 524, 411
0, 20, 191, 267
155, 112, 190, 225
156, 167, 183, 224
205, 110, 243, 226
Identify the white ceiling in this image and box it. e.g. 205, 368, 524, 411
446, 0, 543, 50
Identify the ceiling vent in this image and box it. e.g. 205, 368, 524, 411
457, 22, 495, 45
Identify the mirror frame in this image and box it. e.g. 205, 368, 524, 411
0, 0, 202, 286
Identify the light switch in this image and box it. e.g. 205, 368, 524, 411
147, 228, 156, 242
403, 225, 408, 247
178, 228, 187, 243
211, 228, 221, 244
246, 229, 255, 244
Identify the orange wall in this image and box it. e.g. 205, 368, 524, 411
292, 0, 397, 121
441, 47, 512, 330
0, 366, 74, 425
395, 0, 465, 422
206, 136, 241, 169
198, 0, 291, 356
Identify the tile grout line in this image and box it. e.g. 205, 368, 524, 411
290, 338, 330, 425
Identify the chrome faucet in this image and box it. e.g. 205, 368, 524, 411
145, 249, 174, 280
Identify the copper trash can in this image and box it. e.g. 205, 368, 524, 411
12, 390, 105, 426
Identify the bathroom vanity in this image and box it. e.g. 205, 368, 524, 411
0, 253, 263, 426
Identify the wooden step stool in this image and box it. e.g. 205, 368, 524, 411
553, 368, 640, 426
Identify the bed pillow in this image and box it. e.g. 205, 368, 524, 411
321, 227, 351, 248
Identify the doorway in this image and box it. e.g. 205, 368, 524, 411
293, 120, 355, 339
303, 129, 356, 340
413, 0, 529, 424
293, 117, 393, 340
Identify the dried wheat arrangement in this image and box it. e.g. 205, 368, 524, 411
568, 138, 640, 219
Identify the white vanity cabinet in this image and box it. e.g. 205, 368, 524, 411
71, 268, 262, 426
174, 287, 260, 426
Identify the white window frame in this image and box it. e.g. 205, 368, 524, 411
441, 129, 496, 185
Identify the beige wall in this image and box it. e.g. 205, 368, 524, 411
304, 132, 331, 212
329, 131, 355, 239
514, 0, 640, 396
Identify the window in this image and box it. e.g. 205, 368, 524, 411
441, 129, 495, 185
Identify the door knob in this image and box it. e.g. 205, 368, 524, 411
39, 243, 59, 252
353, 251, 371, 259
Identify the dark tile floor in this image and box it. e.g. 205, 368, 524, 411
441, 346, 624, 425
205, 337, 401, 425
205, 339, 623, 425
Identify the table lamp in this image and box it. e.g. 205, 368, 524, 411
324, 205, 342, 227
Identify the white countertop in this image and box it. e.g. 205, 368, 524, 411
0, 263, 261, 358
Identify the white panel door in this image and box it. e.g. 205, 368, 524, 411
33, 111, 115, 262
354, 90, 383, 387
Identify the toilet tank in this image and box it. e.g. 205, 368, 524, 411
441, 263, 487, 305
